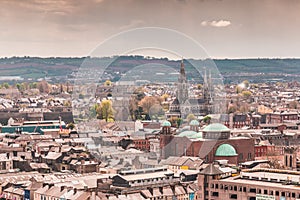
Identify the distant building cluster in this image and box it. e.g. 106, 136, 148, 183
2, 61, 300, 199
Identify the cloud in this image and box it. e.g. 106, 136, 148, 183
201, 20, 231, 27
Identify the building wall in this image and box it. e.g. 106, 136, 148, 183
197, 174, 300, 200
160, 136, 255, 164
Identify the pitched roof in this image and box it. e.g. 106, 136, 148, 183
199, 164, 224, 175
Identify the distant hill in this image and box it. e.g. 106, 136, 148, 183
0, 56, 300, 83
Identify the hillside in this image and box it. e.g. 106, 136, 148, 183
0, 56, 300, 83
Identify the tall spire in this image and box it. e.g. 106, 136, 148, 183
177, 58, 188, 104
179, 58, 187, 83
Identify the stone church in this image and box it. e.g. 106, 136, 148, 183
166, 59, 213, 119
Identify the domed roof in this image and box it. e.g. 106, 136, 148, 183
215, 144, 237, 157
178, 130, 202, 139
162, 120, 171, 127
189, 119, 200, 126
203, 123, 230, 132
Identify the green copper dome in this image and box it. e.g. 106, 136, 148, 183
178, 131, 202, 139
215, 144, 237, 157
203, 123, 230, 132
189, 120, 200, 126
162, 120, 171, 127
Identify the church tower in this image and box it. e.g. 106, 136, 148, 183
176, 59, 188, 104
203, 69, 213, 105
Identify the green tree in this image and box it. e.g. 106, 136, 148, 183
187, 113, 196, 122
2, 82, 9, 89
29, 82, 37, 89
242, 90, 252, 98
169, 117, 182, 128
66, 123, 75, 130
16, 83, 22, 91
100, 100, 114, 122
203, 115, 211, 124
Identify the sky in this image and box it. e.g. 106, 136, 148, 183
1, 0, 300, 58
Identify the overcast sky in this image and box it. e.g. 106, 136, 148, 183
1, 0, 300, 58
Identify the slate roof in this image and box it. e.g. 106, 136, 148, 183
199, 164, 224, 175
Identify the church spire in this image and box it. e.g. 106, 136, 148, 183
177, 58, 188, 104
179, 58, 187, 83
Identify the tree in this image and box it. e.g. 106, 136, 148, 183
2, 82, 9, 89
235, 85, 243, 94
37, 80, 50, 93
187, 113, 196, 122
242, 80, 250, 88
104, 80, 112, 86
242, 90, 252, 98
64, 100, 72, 107
161, 94, 169, 101
203, 115, 211, 124
197, 84, 203, 89
129, 97, 139, 121
169, 117, 182, 128
99, 100, 114, 122
139, 96, 161, 114
148, 104, 164, 120
16, 83, 22, 91
67, 123, 75, 130
29, 82, 37, 89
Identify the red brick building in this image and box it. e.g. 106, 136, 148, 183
267, 111, 299, 124
160, 121, 255, 165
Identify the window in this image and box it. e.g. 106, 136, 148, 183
249, 188, 256, 193
230, 194, 237, 199
239, 153, 243, 160
257, 189, 261, 194
275, 191, 279, 196
264, 190, 268, 194
212, 192, 219, 197
248, 153, 252, 160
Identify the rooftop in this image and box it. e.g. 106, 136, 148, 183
215, 144, 237, 157
203, 123, 230, 133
